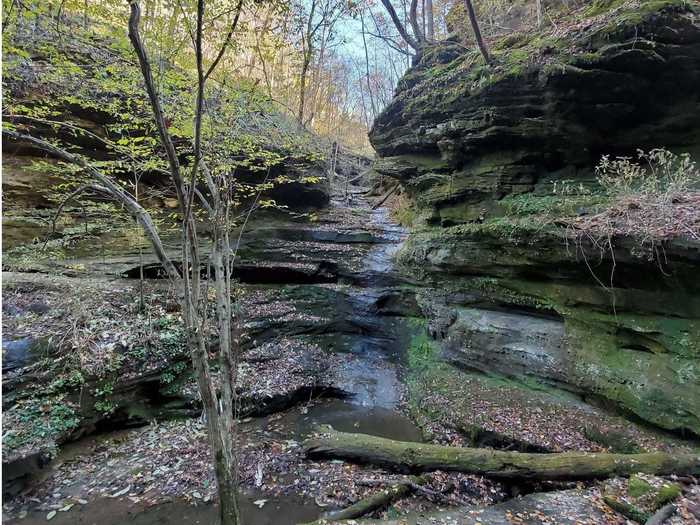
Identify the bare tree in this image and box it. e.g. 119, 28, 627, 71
378, 0, 422, 54
379, 0, 490, 64
296, 0, 348, 126
360, 9, 378, 120
463, 0, 491, 63
129, 1, 246, 521
425, 0, 434, 40
5, 1, 245, 523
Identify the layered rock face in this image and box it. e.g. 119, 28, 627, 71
2, 18, 331, 213
370, 1, 700, 435
370, 1, 700, 224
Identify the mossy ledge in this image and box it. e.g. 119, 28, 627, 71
371, 0, 700, 436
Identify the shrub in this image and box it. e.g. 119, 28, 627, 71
596, 148, 698, 202
570, 148, 699, 245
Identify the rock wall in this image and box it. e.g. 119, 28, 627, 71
370, 0, 700, 224
2, 17, 332, 214
370, 0, 700, 435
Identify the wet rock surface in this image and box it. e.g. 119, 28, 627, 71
366, 0, 700, 436
398, 232, 700, 435
1, 192, 436, 519
5, 3, 699, 523
3, 188, 698, 523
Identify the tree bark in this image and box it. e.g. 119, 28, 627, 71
378, 0, 420, 51
425, 0, 434, 40
297, 0, 318, 125
645, 504, 676, 525
463, 0, 490, 64
408, 0, 424, 46
360, 11, 377, 121
127, 3, 242, 523
304, 479, 419, 524
303, 429, 700, 481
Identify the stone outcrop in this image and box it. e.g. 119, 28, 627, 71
370, 0, 700, 224
2, 18, 333, 213
370, 0, 700, 435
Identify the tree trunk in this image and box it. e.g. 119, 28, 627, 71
360, 11, 377, 120
409, 0, 424, 46
215, 453, 240, 525
426, 0, 434, 40
298, 54, 311, 124
379, 0, 420, 51
463, 0, 490, 64
303, 429, 700, 481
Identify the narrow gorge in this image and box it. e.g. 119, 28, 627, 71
2, 0, 699, 524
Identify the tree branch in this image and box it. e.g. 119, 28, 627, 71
464, 0, 491, 64
204, 0, 243, 81
4, 129, 181, 280
50, 183, 109, 234
5, 114, 171, 178
379, 0, 420, 50
127, 0, 186, 207
409, 0, 424, 45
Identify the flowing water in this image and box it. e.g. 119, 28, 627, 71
5, 196, 423, 524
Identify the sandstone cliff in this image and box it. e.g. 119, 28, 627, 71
371, 0, 700, 435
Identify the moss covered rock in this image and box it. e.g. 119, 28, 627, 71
370, 0, 700, 224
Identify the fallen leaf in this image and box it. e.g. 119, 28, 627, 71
110, 486, 130, 498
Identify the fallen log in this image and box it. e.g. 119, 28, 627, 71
603, 496, 651, 523
371, 184, 400, 210
303, 477, 422, 524
645, 503, 676, 525
303, 429, 700, 481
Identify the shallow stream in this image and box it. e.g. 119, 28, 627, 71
4, 196, 424, 524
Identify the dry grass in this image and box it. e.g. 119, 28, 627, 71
567, 149, 700, 257
570, 192, 700, 244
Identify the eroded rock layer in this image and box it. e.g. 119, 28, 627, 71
370, 0, 700, 435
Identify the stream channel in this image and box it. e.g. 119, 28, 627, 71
5, 193, 428, 524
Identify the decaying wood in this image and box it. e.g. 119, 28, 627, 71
372, 184, 400, 210
358, 477, 470, 507
304, 429, 700, 481
304, 476, 424, 524
645, 503, 676, 525
604, 496, 651, 523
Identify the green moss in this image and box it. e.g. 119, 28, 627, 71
597, 0, 693, 38
3, 396, 80, 456
654, 483, 682, 507
586, 0, 629, 16
406, 321, 439, 372
628, 475, 655, 497
603, 496, 651, 523
499, 191, 606, 218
